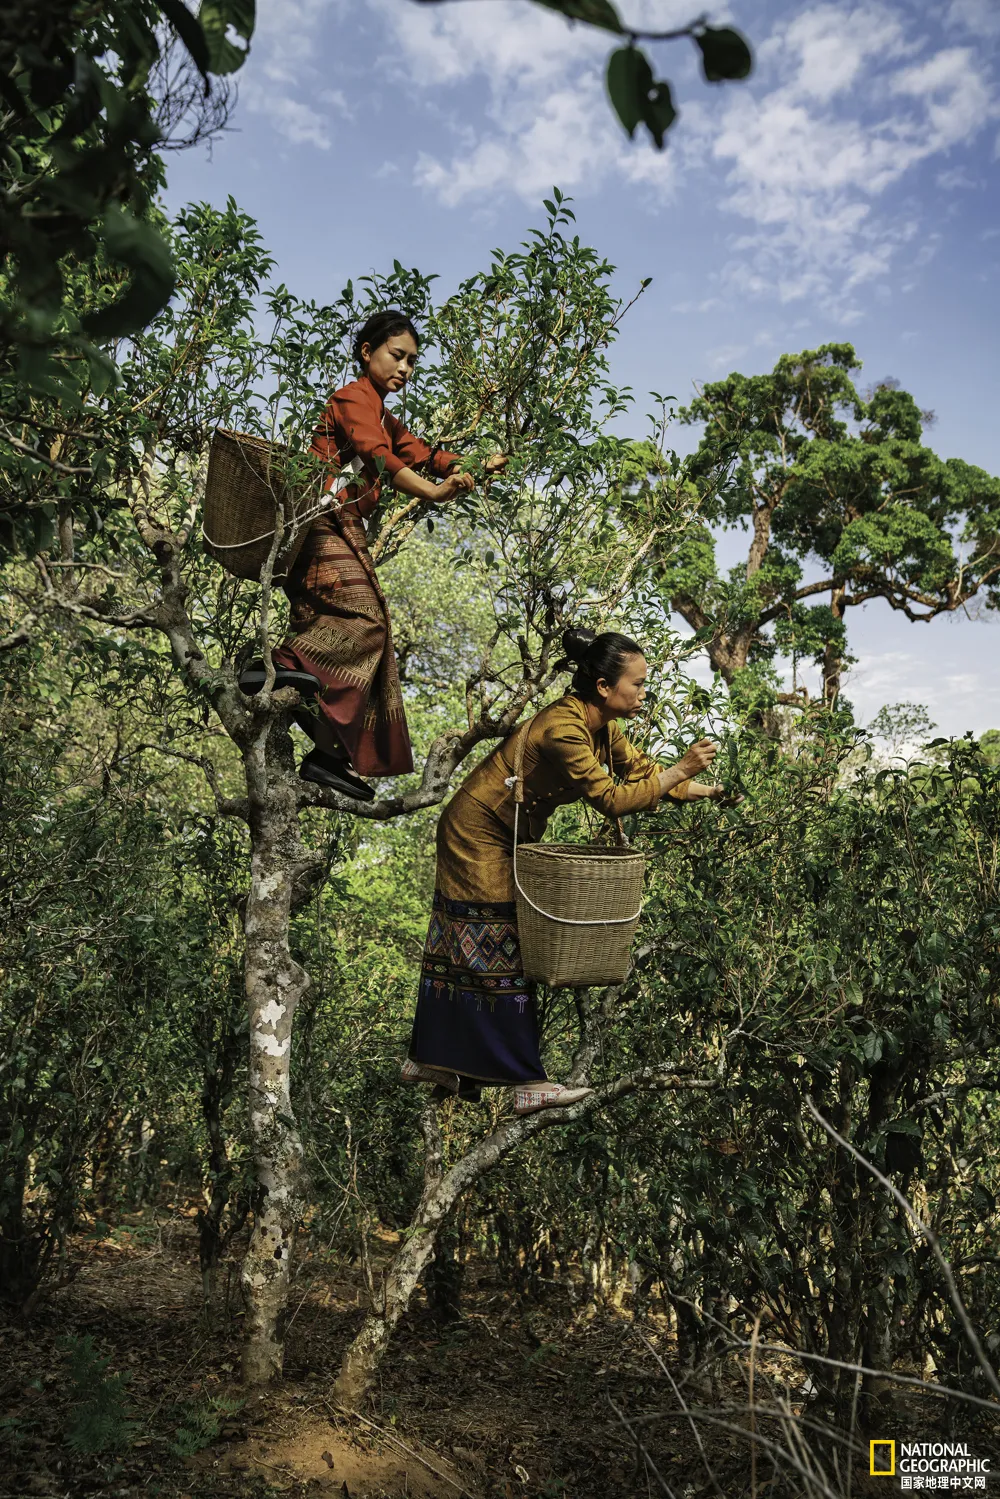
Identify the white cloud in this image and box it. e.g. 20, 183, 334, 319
242, 93, 332, 150
764, 5, 913, 102
376, 0, 997, 314
415, 85, 622, 205
937, 166, 980, 187
234, 0, 997, 315
238, 0, 350, 148
891, 46, 991, 146
947, 0, 1000, 38
378, 0, 602, 87
373, 0, 683, 203
704, 8, 996, 315
846, 641, 1000, 734
707, 342, 750, 368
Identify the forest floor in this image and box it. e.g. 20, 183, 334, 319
2, 1205, 994, 1499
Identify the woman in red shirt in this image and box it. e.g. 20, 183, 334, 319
242, 311, 502, 800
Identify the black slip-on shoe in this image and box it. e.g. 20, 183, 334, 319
298, 750, 375, 802
238, 660, 321, 698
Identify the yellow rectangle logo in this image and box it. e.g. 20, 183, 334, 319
870, 1440, 896, 1476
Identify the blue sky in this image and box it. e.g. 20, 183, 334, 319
165, 0, 1000, 735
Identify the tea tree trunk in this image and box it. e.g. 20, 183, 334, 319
239, 742, 310, 1385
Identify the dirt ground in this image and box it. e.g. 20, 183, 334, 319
2, 1209, 996, 1499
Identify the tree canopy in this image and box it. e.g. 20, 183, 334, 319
638, 344, 1000, 706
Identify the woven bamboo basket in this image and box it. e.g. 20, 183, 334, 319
202, 429, 318, 581
514, 840, 646, 987
507, 714, 646, 987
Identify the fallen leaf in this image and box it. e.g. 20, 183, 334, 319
321, 1451, 335, 1469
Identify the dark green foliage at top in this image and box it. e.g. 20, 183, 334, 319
0, 0, 255, 439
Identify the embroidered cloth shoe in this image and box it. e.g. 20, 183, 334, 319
238, 659, 321, 698
513, 1081, 594, 1117
400, 1058, 460, 1093
299, 749, 375, 802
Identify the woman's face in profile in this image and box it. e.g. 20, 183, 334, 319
599, 653, 648, 718
362, 331, 419, 395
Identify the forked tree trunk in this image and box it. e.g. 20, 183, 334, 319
821, 584, 847, 708
332, 1035, 717, 1409
197, 999, 245, 1323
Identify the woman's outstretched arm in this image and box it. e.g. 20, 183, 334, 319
610, 725, 724, 803
389, 465, 474, 503
656, 739, 722, 799
383, 411, 506, 501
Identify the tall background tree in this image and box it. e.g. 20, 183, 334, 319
636, 344, 1000, 709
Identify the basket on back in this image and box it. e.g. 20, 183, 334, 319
508, 715, 647, 987
203, 429, 319, 581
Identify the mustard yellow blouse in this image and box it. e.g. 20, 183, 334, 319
460, 694, 690, 841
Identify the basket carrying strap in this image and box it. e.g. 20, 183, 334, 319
201, 490, 348, 551
504, 716, 643, 928
602, 726, 627, 850
201, 428, 366, 551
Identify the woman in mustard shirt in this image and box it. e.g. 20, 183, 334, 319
403, 629, 724, 1115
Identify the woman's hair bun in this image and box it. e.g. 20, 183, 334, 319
561, 627, 596, 664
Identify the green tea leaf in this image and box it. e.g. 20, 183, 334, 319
606, 47, 650, 138
159, 0, 213, 77
696, 27, 753, 83
533, 0, 623, 34
82, 208, 176, 339
198, 0, 256, 74
642, 81, 677, 149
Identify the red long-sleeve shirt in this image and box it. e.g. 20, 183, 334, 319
311, 374, 460, 520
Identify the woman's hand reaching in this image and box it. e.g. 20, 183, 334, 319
656, 739, 723, 800
675, 738, 718, 779
437, 470, 476, 502
430, 454, 506, 503
434, 455, 506, 502
691, 783, 744, 805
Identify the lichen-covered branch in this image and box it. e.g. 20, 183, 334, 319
332, 1065, 717, 1408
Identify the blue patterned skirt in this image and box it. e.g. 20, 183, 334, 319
408, 788, 546, 1085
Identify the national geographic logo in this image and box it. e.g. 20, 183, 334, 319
870, 1439, 991, 1489
871, 1442, 896, 1477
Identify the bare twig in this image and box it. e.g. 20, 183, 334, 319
324, 1401, 480, 1499
125, 742, 249, 820
0, 426, 94, 476
637, 1333, 726, 1499
606, 1393, 679, 1499
0, 612, 36, 652
669, 1293, 1000, 1415
806, 1097, 1000, 1402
